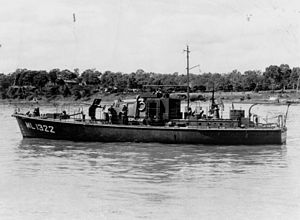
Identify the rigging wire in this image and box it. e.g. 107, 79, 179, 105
71, 12, 79, 70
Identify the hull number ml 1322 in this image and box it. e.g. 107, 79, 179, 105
25, 122, 55, 133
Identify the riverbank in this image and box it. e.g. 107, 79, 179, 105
1, 90, 299, 106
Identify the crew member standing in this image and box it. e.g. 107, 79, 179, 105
121, 104, 128, 124
89, 104, 100, 120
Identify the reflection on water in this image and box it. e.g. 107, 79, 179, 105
1, 104, 300, 220
16, 138, 288, 183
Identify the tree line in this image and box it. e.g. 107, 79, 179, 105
0, 64, 300, 100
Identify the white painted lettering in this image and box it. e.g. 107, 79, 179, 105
49, 126, 55, 133
25, 122, 55, 134
43, 125, 49, 132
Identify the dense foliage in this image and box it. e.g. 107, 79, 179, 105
0, 64, 299, 100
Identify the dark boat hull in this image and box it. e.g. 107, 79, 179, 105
14, 114, 286, 145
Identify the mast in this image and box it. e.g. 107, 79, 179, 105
184, 45, 190, 110
211, 86, 215, 106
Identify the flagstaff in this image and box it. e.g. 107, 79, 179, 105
184, 45, 190, 111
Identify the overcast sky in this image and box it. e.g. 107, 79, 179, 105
0, 0, 300, 74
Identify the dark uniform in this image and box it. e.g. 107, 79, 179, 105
88, 105, 97, 120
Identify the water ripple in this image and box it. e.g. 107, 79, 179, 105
1, 104, 300, 219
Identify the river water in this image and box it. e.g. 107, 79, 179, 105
0, 103, 300, 220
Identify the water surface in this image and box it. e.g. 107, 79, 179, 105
0, 103, 300, 219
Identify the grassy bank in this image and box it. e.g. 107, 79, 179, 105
1, 90, 299, 106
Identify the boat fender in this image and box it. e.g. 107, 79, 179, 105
138, 102, 146, 112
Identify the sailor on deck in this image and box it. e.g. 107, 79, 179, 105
121, 104, 128, 124
107, 105, 116, 124
33, 107, 40, 117
187, 107, 195, 117
60, 110, 70, 119
89, 104, 101, 121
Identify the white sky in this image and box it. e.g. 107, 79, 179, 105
0, 0, 300, 74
